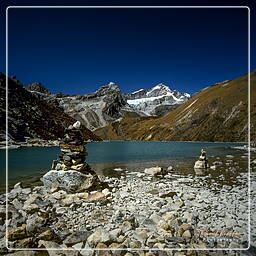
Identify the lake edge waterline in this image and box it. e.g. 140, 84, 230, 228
0, 139, 248, 151
0, 141, 248, 192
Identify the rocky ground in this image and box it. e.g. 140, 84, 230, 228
0, 154, 255, 256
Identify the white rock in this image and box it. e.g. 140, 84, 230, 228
194, 160, 208, 169
73, 121, 81, 129
144, 166, 163, 176
102, 188, 111, 197
114, 168, 123, 172
167, 166, 173, 171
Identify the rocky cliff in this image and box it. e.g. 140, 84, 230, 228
0, 73, 101, 143
95, 71, 255, 142
47, 82, 144, 131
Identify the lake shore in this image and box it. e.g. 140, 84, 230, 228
0, 152, 255, 255
0, 138, 248, 151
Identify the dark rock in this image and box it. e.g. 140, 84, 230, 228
63, 231, 92, 246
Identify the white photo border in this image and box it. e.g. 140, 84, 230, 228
5, 5, 251, 251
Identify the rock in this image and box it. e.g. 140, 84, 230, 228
38, 240, 66, 255
175, 201, 185, 207
87, 229, 112, 247
13, 237, 35, 248
157, 220, 170, 231
72, 242, 84, 250
129, 240, 141, 248
180, 223, 192, 231
38, 229, 56, 241
13, 182, 22, 189
63, 231, 92, 246
194, 160, 208, 169
12, 198, 23, 210
73, 121, 81, 129
213, 161, 223, 166
162, 212, 175, 221
102, 188, 111, 197
7, 224, 28, 241
121, 221, 133, 233
52, 190, 67, 200
26, 215, 47, 233
23, 203, 39, 214
49, 184, 60, 193
121, 216, 138, 233
119, 191, 129, 199
86, 192, 106, 202
108, 243, 125, 256
194, 149, 209, 169
41, 170, 99, 193
182, 230, 192, 239
113, 168, 123, 172
134, 231, 148, 244
167, 166, 174, 171
95, 242, 108, 256
55, 207, 68, 214
159, 191, 177, 198
61, 194, 80, 206
144, 166, 164, 176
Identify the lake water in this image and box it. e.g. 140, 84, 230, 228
0, 141, 246, 191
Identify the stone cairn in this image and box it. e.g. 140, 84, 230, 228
42, 121, 100, 193
194, 148, 209, 169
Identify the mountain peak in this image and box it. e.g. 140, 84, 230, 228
25, 82, 51, 95
146, 83, 172, 97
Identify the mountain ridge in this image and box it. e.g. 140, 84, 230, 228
0, 73, 101, 143
95, 71, 256, 142
25, 81, 189, 130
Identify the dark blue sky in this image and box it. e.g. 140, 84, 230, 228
4, 5, 252, 94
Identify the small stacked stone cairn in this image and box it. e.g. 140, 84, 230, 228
194, 148, 209, 169
42, 121, 100, 193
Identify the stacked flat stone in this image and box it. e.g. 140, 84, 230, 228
53, 122, 94, 175
42, 121, 100, 193
194, 149, 209, 169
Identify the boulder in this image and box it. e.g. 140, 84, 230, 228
41, 170, 99, 193
194, 160, 208, 169
144, 166, 164, 176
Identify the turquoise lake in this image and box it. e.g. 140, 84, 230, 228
0, 141, 246, 191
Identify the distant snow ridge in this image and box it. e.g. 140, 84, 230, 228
126, 83, 190, 115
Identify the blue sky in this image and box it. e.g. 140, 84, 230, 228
2, 4, 254, 95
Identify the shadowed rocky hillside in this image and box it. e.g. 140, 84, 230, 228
95, 71, 256, 142
0, 74, 101, 142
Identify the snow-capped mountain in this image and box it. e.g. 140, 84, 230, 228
24, 81, 190, 131
125, 83, 190, 115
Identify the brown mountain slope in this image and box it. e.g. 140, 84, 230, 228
95, 71, 256, 142
0, 74, 101, 142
